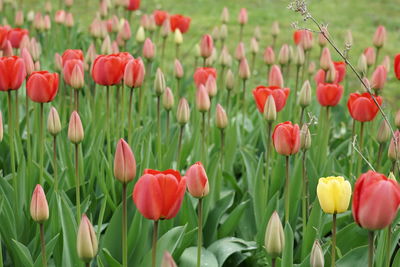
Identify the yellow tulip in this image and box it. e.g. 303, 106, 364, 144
317, 176, 351, 214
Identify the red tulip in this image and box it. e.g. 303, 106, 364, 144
272, 121, 300, 156
114, 138, 136, 183
0, 26, 10, 49
91, 54, 124, 86
347, 92, 382, 122
394, 54, 400, 80
153, 10, 169, 26
363, 47, 376, 67
333, 61, 346, 83
126, 0, 141, 11
252, 85, 290, 113
268, 65, 284, 88
316, 83, 343, 107
63, 59, 84, 87
193, 67, 217, 88
124, 58, 145, 88
7, 28, 29, 48
27, 71, 59, 103
61, 49, 84, 66
0, 56, 26, 91
133, 169, 186, 220
371, 65, 387, 91
170, 14, 191, 34
293, 30, 313, 46
185, 162, 209, 198
352, 170, 400, 230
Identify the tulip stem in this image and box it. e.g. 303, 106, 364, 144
331, 213, 337, 267
284, 156, 290, 224
128, 87, 134, 144
152, 220, 159, 267
376, 143, 384, 172
39, 103, 44, 185
302, 51, 309, 84
176, 78, 181, 97
386, 225, 392, 267
39, 223, 47, 267
226, 90, 231, 114
368, 231, 375, 267
166, 110, 170, 140
7, 92, 17, 206
302, 150, 308, 239
357, 122, 365, 175
239, 24, 244, 41
201, 112, 206, 163
295, 65, 301, 98
106, 86, 112, 170
271, 258, 276, 267
122, 183, 127, 267
75, 143, 81, 224
177, 125, 184, 169
74, 89, 79, 111
26, 92, 32, 182
242, 79, 246, 128
176, 44, 180, 60
161, 37, 167, 68
265, 122, 272, 201
53, 136, 58, 192
138, 86, 143, 125
15, 90, 19, 135
300, 107, 305, 126
197, 198, 203, 267
157, 95, 162, 169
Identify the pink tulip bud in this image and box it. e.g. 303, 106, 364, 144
143, 38, 155, 60
239, 58, 251, 80
318, 27, 328, 47
30, 38, 41, 62
163, 87, 174, 111
174, 59, 184, 79
278, 44, 290, 65
33, 12, 44, 31
219, 46, 232, 67
264, 95, 277, 122
161, 19, 170, 38
15, 10, 24, 26
99, 0, 108, 17
70, 64, 85, 89
205, 75, 217, 97
44, 15, 51, 30
101, 35, 112, 54
124, 58, 145, 88
319, 47, 332, 71
3, 41, 13, 57
301, 31, 313, 51
19, 35, 31, 51
235, 42, 246, 61
373, 25, 386, 48
65, 12, 74, 27
268, 65, 283, 88
381, 55, 390, 72
54, 53, 63, 72
68, 111, 84, 144
34, 61, 41, 71
196, 85, 210, 112
140, 14, 150, 30
47, 107, 61, 136
325, 62, 337, 83
396, 110, 400, 129
273, 121, 300, 156
371, 65, 387, 91
111, 41, 119, 54
55, 10, 66, 24
221, 7, 229, 24
185, 162, 209, 198
264, 46, 275, 65
200, 34, 214, 59
77, 214, 98, 262
308, 61, 316, 75
85, 43, 97, 64
211, 26, 220, 41
177, 98, 190, 124
45, 1, 52, 12
364, 47, 376, 67
216, 104, 228, 129
114, 138, 136, 183
388, 130, 400, 161
357, 54, 367, 75
65, 0, 74, 8
271, 21, 280, 37
21, 48, 34, 75
30, 184, 49, 223
225, 69, 235, 91
119, 19, 131, 41
0, 111, 3, 141
377, 120, 391, 144
238, 8, 248, 25
250, 37, 259, 54
148, 15, 156, 32
161, 251, 177, 267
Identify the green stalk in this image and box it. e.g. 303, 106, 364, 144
201, 112, 206, 163
368, 231, 374, 267
121, 85, 125, 138
128, 87, 134, 144
302, 150, 308, 239
39, 103, 44, 185
239, 24, 244, 41
242, 79, 246, 128
376, 143, 384, 172
284, 156, 290, 224
122, 183, 127, 267
53, 136, 58, 192
161, 37, 167, 68
7, 92, 17, 204
15, 90, 19, 134
157, 95, 162, 169
386, 225, 392, 267
331, 213, 337, 267
357, 122, 365, 175
106, 86, 111, 168
152, 221, 159, 267
300, 107, 305, 126
39, 223, 47, 267
26, 92, 31, 179
197, 198, 203, 267
75, 143, 81, 224
265, 122, 272, 201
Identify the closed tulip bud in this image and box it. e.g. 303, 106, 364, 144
124, 58, 145, 88
253, 26, 261, 41
65, 0, 73, 8
263, 95, 276, 122
235, 42, 245, 61
15, 10, 24, 26
250, 37, 259, 54
70, 64, 84, 89
196, 85, 210, 112
148, 15, 157, 32
325, 62, 336, 83
47, 107, 61, 136
53, 53, 62, 72
114, 138, 136, 183
135, 26, 145, 43
216, 104, 228, 129
176, 98, 190, 125
377, 120, 390, 144
310, 240, 324, 267
317, 176, 352, 214
373, 25, 386, 48
318, 27, 328, 47
239, 58, 251, 80
345, 29, 353, 47
3, 41, 13, 57
205, 75, 217, 98
271, 21, 280, 37
278, 44, 289, 65
194, 44, 201, 58
264, 211, 284, 258
211, 27, 220, 42
388, 130, 400, 161
44, 15, 51, 30
65, 12, 74, 27
268, 65, 284, 88
161, 252, 177, 267
357, 54, 367, 75
111, 41, 119, 54
371, 65, 387, 91
34, 61, 41, 71
154, 68, 166, 96
294, 46, 305, 66
301, 31, 314, 51
174, 29, 183, 45
395, 110, 400, 129
200, 34, 214, 59
300, 124, 311, 150
0, 111, 2, 142
364, 47, 376, 67
68, 111, 84, 144
220, 24, 228, 41
225, 69, 234, 91
21, 48, 35, 75
163, 87, 174, 111
161, 19, 170, 38
185, 162, 209, 198
119, 19, 131, 41
263, 47, 275, 65
30, 184, 49, 223
143, 38, 155, 60
221, 7, 229, 24
238, 8, 248, 25
77, 214, 98, 262
219, 46, 232, 67
308, 61, 316, 75
381, 55, 390, 72
273, 122, 300, 155
299, 80, 312, 107
319, 47, 332, 71
174, 59, 184, 79
101, 35, 112, 54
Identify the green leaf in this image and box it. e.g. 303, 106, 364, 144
179, 247, 218, 267
281, 223, 293, 267
103, 248, 122, 267
208, 237, 257, 266
336, 245, 368, 266
11, 239, 34, 267
218, 200, 249, 238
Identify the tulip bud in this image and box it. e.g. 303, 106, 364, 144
300, 124, 311, 150
15, 10, 24, 26
68, 111, 84, 144
177, 98, 190, 125
395, 110, 400, 129
318, 27, 328, 47
302, 31, 314, 51
268, 65, 283, 88
364, 47, 376, 67
371, 65, 387, 91
148, 15, 156, 32
163, 87, 174, 111
239, 58, 251, 80
221, 7, 229, 24
220, 24, 228, 41
143, 38, 155, 60
101, 35, 112, 55
345, 29, 353, 47
21, 48, 35, 75
299, 80, 312, 107
271, 21, 280, 38
250, 37, 259, 54
70, 65, 84, 89
114, 138, 136, 183
216, 104, 228, 129
186, 162, 209, 198
264, 211, 284, 258
253, 26, 261, 41
154, 68, 166, 96
308, 61, 316, 75
30, 184, 49, 223
225, 69, 234, 91
310, 240, 324, 267
54, 53, 63, 72
235, 42, 246, 61
263, 47, 275, 65
77, 214, 98, 262
294, 46, 305, 66
357, 54, 367, 76
174, 29, 183, 45
205, 75, 217, 98
200, 34, 214, 59
278, 44, 289, 65
194, 44, 201, 59
263, 95, 276, 123
0, 111, 3, 142
317, 176, 352, 214
219, 46, 232, 67
111, 41, 119, 54
388, 130, 400, 161
325, 62, 336, 83
238, 8, 248, 25
319, 47, 332, 71
3, 41, 13, 57
136, 26, 145, 43
161, 19, 170, 38
161, 252, 177, 267
65, 12, 74, 27
376, 120, 391, 144
47, 107, 61, 136
381, 55, 390, 72
196, 85, 210, 112
174, 59, 184, 79
373, 25, 386, 48
211, 26, 220, 42
34, 61, 41, 71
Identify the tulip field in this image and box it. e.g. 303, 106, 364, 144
2, 0, 400, 266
